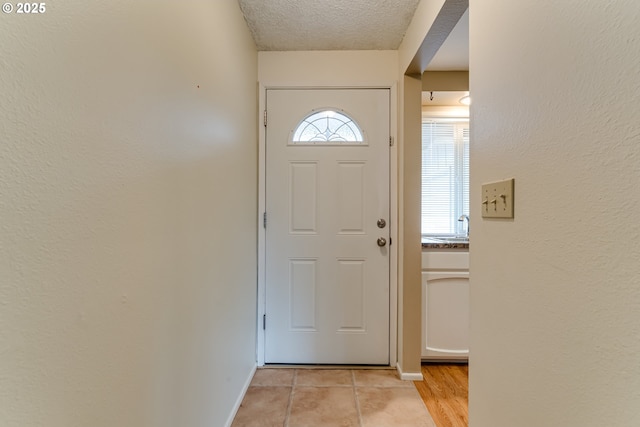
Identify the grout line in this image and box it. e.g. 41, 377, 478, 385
282, 384, 353, 388
283, 369, 297, 427
352, 370, 364, 427
247, 384, 296, 387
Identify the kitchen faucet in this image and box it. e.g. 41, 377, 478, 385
458, 215, 470, 237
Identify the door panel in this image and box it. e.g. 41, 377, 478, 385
289, 162, 317, 233
265, 88, 390, 364
337, 162, 366, 233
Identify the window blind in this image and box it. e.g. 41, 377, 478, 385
421, 119, 470, 235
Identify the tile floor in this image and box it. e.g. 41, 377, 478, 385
231, 368, 436, 427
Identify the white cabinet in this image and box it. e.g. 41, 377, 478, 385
422, 251, 469, 360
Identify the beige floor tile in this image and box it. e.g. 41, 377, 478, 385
231, 386, 291, 427
295, 369, 353, 386
288, 386, 359, 427
250, 368, 294, 386
357, 387, 436, 427
353, 369, 412, 388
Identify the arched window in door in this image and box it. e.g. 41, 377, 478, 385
291, 109, 365, 145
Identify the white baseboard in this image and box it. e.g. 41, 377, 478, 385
396, 362, 424, 381
224, 364, 257, 427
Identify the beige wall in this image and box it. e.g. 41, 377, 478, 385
398, 75, 423, 376
0, 2, 257, 426
258, 50, 398, 85
396, 0, 458, 378
399, 0, 447, 73
469, 1, 640, 426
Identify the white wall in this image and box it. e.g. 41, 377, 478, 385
0, 2, 257, 426
470, 1, 640, 426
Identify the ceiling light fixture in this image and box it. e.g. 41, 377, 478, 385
459, 95, 471, 105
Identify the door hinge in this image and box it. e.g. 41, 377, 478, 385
263, 212, 267, 228
389, 136, 394, 146
263, 110, 267, 127
263, 314, 266, 330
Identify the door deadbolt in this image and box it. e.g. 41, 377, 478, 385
377, 219, 386, 228
377, 237, 387, 247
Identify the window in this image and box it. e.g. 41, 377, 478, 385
291, 109, 364, 144
421, 118, 469, 236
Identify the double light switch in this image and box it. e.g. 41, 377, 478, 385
481, 178, 514, 218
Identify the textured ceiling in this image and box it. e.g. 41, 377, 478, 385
237, 0, 421, 51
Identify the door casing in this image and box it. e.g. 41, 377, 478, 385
256, 84, 399, 366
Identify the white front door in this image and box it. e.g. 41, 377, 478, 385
265, 88, 390, 364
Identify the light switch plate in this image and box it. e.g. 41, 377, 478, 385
481, 179, 514, 218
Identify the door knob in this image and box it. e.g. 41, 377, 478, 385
377, 237, 387, 247
377, 219, 386, 228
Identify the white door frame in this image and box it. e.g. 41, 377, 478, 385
256, 84, 398, 366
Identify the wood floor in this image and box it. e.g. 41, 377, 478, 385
414, 363, 469, 427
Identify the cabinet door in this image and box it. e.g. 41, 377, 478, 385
422, 271, 469, 359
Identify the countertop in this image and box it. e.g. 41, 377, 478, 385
422, 237, 469, 250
